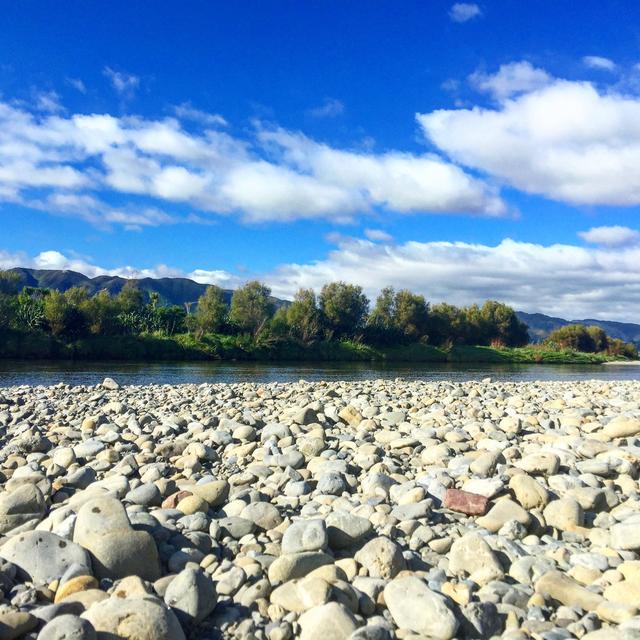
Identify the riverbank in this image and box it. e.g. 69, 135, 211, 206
0, 330, 616, 364
0, 378, 639, 639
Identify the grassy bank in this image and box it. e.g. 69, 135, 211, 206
0, 330, 620, 364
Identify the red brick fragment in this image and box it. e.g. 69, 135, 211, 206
161, 490, 193, 509
443, 488, 489, 516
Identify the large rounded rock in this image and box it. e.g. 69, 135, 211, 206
38, 614, 97, 640
0, 531, 91, 584
384, 576, 458, 640
73, 497, 160, 581
240, 502, 282, 530
509, 474, 550, 510
298, 602, 358, 640
0, 484, 46, 534
326, 512, 372, 549
354, 537, 405, 579
81, 596, 185, 640
268, 552, 333, 584
544, 497, 584, 532
163, 567, 216, 623
448, 532, 504, 585
282, 519, 328, 554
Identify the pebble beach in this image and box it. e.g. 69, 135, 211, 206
0, 377, 639, 639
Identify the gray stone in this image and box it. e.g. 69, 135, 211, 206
240, 501, 282, 530
298, 602, 358, 640
0, 531, 91, 584
81, 596, 185, 640
384, 576, 458, 640
326, 511, 372, 549
38, 615, 97, 640
354, 537, 405, 579
0, 484, 46, 534
164, 567, 216, 623
73, 496, 160, 581
282, 519, 328, 554
448, 532, 504, 585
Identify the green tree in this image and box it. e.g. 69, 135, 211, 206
229, 281, 274, 335
0, 271, 19, 330
81, 290, 120, 335
195, 285, 227, 336
154, 306, 186, 336
116, 282, 145, 314
319, 281, 369, 338
479, 300, 529, 347
286, 288, 321, 343
586, 325, 608, 352
607, 338, 638, 359
545, 324, 595, 352
0, 270, 19, 295
394, 290, 429, 341
15, 288, 45, 331
43, 290, 72, 336
428, 303, 466, 346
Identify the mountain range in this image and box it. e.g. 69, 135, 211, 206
6, 268, 640, 345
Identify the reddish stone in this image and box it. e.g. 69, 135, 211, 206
443, 488, 489, 516
161, 490, 193, 509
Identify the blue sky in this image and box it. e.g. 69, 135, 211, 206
2, 1, 640, 320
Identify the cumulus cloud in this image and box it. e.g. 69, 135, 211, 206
264, 236, 640, 321
257, 126, 506, 216
103, 67, 140, 96
0, 97, 506, 228
418, 68, 640, 206
308, 98, 345, 118
469, 61, 552, 101
579, 225, 640, 247
449, 3, 482, 22
583, 55, 617, 71
6, 236, 640, 321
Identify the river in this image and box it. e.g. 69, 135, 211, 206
0, 359, 639, 387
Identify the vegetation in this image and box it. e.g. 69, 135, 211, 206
0, 270, 636, 363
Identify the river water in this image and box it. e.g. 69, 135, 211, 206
0, 359, 639, 387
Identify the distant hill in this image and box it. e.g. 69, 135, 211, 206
5, 267, 289, 310
516, 311, 640, 346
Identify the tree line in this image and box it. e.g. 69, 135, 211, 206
0, 271, 533, 349
1, 269, 636, 356
544, 323, 637, 359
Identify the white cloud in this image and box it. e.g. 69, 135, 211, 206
418, 71, 640, 206
0, 97, 506, 227
264, 236, 640, 321
579, 225, 640, 247
34, 90, 64, 113
66, 78, 87, 94
5, 236, 640, 321
469, 61, 552, 101
364, 228, 393, 242
583, 56, 617, 71
257, 126, 506, 216
173, 102, 228, 127
449, 3, 482, 22
103, 67, 140, 96
308, 98, 345, 118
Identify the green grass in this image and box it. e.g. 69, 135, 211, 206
448, 345, 610, 364
0, 329, 620, 364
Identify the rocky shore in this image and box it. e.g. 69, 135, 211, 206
0, 378, 639, 639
